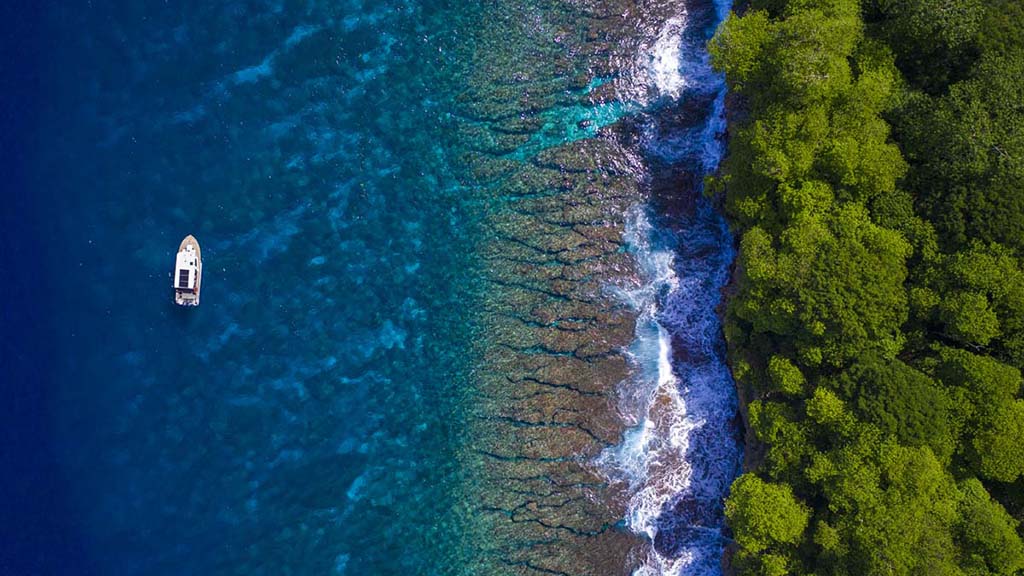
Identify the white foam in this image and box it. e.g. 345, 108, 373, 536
648, 16, 688, 98
599, 2, 742, 567
599, 212, 682, 531
639, 6, 730, 166
600, 204, 740, 576
643, 8, 729, 102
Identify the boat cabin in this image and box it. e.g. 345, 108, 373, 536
174, 241, 201, 305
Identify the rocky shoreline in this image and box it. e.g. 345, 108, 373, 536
442, 1, 744, 573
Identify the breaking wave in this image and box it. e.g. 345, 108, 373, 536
648, 16, 688, 98
599, 1, 742, 574
600, 202, 741, 575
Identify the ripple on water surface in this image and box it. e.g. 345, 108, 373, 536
34, 0, 740, 574
43, 1, 478, 573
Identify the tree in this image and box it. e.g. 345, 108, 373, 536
939, 291, 1001, 346
834, 354, 955, 462
944, 243, 1024, 366
768, 355, 805, 395
869, 188, 939, 263
805, 387, 856, 434
818, 39, 907, 203
933, 348, 1024, 481
978, 0, 1024, 57
809, 438, 962, 576
935, 347, 1022, 409
768, 8, 860, 107
971, 401, 1024, 483
911, 243, 1024, 365
711, 4, 862, 108
710, 11, 772, 95
711, 2, 1024, 574
749, 400, 814, 483
957, 478, 1024, 575
872, 0, 982, 50
726, 474, 811, 555
894, 51, 1024, 252
864, 0, 983, 91
850, 444, 961, 576
733, 204, 911, 367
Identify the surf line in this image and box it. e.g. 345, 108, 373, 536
596, 2, 742, 575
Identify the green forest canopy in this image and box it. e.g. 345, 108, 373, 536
710, 0, 1024, 574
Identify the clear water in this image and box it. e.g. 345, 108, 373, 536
5, 0, 740, 574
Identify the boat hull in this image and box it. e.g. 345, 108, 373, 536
174, 235, 202, 306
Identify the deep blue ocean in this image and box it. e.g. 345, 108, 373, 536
8, 2, 476, 573
1, 0, 741, 574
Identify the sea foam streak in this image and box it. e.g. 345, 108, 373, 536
600, 204, 740, 576
648, 16, 688, 98
598, 1, 741, 574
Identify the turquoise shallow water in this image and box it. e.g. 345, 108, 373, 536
7, 0, 740, 574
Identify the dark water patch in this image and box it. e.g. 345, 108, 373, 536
0, 2, 98, 572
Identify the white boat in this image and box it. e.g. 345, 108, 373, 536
174, 235, 202, 306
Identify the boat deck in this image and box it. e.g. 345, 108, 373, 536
175, 235, 202, 306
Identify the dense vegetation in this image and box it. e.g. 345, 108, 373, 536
709, 0, 1024, 573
